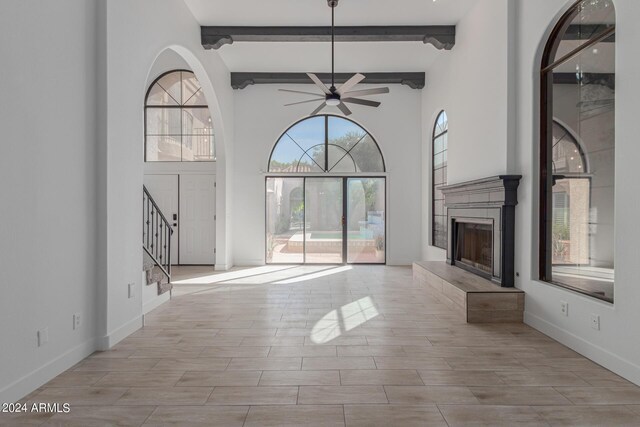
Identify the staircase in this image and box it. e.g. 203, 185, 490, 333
143, 186, 173, 295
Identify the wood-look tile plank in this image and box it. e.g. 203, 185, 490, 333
298, 386, 388, 404
438, 405, 547, 427
555, 387, 640, 405
344, 405, 447, 427
302, 357, 376, 370
42, 406, 156, 427
226, 357, 302, 371
245, 405, 345, 427
116, 386, 213, 406
470, 386, 572, 405
268, 346, 337, 357
143, 405, 249, 426
418, 370, 505, 386
176, 370, 262, 387
206, 386, 298, 405
533, 405, 640, 426
259, 370, 341, 386
28, 387, 128, 406
384, 386, 478, 404
95, 371, 184, 387
340, 370, 424, 386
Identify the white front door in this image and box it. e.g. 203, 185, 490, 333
179, 174, 216, 265
143, 175, 179, 265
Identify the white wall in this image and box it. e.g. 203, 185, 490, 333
514, 0, 640, 385
100, 0, 235, 349
0, 0, 100, 402
421, 0, 513, 261
233, 84, 422, 266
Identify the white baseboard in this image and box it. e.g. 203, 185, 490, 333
215, 263, 230, 271
143, 290, 170, 315
0, 338, 97, 403
525, 311, 640, 386
98, 315, 143, 350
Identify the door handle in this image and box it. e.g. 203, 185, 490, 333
341, 216, 346, 226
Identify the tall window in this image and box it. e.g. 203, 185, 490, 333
432, 111, 448, 249
540, 0, 615, 302
266, 115, 386, 265
145, 70, 215, 162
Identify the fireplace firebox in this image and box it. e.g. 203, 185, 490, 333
454, 220, 493, 278
441, 175, 521, 287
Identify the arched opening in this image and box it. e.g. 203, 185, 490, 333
540, 0, 615, 302
143, 57, 217, 274
266, 115, 386, 265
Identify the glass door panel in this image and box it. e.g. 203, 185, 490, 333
347, 178, 386, 263
304, 178, 344, 264
266, 178, 305, 264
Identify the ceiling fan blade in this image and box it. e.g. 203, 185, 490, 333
307, 73, 332, 95
343, 87, 390, 98
337, 102, 353, 116
285, 98, 327, 107
342, 98, 381, 108
337, 73, 365, 95
310, 102, 328, 116
279, 89, 325, 98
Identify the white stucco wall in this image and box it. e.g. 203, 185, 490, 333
421, 0, 513, 261
0, 0, 100, 402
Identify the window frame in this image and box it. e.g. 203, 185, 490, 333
431, 110, 448, 250
539, 0, 615, 302
267, 114, 386, 174
144, 69, 215, 162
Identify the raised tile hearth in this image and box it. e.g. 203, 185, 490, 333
413, 261, 524, 323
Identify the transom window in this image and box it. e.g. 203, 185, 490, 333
540, 0, 615, 302
432, 111, 448, 249
268, 115, 385, 173
145, 70, 215, 162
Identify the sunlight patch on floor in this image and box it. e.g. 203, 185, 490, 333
310, 296, 379, 344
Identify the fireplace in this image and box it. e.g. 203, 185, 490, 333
441, 175, 521, 287
454, 221, 493, 278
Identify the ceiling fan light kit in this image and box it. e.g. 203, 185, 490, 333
280, 0, 389, 116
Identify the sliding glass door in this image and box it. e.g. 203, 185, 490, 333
305, 178, 344, 264
266, 177, 386, 264
347, 178, 386, 263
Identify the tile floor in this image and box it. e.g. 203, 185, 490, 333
3, 265, 640, 426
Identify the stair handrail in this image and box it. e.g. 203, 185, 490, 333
143, 185, 173, 281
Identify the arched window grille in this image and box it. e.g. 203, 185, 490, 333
145, 70, 215, 162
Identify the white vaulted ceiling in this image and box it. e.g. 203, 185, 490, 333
183, 0, 478, 72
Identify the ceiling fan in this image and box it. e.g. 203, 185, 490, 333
280, 0, 389, 116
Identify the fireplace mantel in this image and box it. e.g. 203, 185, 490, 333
440, 175, 522, 287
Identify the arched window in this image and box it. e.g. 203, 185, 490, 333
268, 115, 385, 173
540, 0, 615, 302
145, 70, 215, 162
432, 111, 448, 249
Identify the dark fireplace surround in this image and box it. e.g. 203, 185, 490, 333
440, 175, 522, 287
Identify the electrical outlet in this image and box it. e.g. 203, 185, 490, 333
73, 313, 82, 330
37, 328, 49, 347
128, 282, 135, 299
591, 314, 600, 330
560, 301, 569, 316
